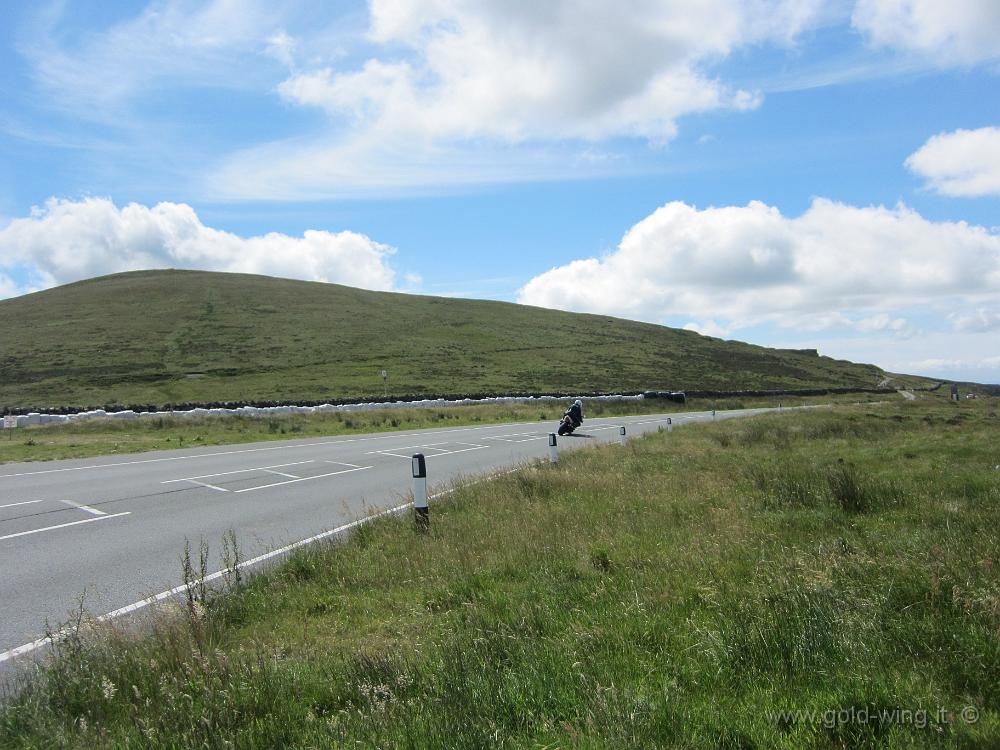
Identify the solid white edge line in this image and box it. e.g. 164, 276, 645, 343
0, 512, 131, 542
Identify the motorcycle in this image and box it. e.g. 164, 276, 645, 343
557, 412, 578, 436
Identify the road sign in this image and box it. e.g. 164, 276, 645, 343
2, 415, 16, 429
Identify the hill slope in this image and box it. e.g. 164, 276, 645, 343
0, 270, 932, 408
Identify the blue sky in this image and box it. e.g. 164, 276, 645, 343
1, 0, 999, 383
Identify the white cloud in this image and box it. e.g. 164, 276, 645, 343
0, 197, 398, 296
683, 319, 734, 338
910, 355, 1000, 372
517, 198, 1000, 331
852, 0, 1000, 65
905, 127, 1000, 197
213, 0, 826, 197
950, 308, 1000, 332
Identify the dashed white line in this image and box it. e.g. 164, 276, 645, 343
0, 499, 45, 509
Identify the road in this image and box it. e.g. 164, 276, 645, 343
0, 406, 780, 664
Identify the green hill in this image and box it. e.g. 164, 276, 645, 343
0, 270, 933, 409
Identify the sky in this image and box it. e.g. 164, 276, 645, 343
0, 0, 998, 383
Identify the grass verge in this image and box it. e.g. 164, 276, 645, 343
2, 397, 996, 747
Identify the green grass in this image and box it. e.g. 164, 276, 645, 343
0, 392, 884, 465
0, 269, 936, 410
2, 398, 997, 748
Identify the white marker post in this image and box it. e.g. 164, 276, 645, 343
666, 417, 673, 434
619, 425, 627, 445
412, 453, 428, 531
548, 433, 558, 463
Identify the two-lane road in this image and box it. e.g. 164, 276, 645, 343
0, 406, 780, 662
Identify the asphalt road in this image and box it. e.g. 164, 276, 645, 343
0, 406, 781, 664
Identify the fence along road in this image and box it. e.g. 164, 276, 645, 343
0, 406, 784, 663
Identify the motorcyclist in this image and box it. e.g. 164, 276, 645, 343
565, 399, 584, 428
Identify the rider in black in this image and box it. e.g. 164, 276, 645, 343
566, 399, 583, 428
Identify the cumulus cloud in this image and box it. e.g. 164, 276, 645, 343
905, 127, 1000, 197
852, 0, 1000, 65
281, 0, 817, 143
0, 197, 398, 295
517, 198, 1000, 332
213, 0, 826, 197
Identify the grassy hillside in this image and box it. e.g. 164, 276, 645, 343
0, 270, 933, 409
1, 398, 996, 747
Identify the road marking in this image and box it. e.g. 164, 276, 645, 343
232, 465, 373, 494
259, 469, 300, 479
58, 498, 107, 516
161, 460, 316, 484
0, 499, 45, 509
185, 479, 230, 493
0, 512, 131, 541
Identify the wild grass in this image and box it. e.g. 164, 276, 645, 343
1, 398, 996, 747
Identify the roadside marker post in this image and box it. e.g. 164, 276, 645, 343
666, 417, 673, 433
412, 453, 428, 531
548, 433, 558, 463
619, 425, 627, 445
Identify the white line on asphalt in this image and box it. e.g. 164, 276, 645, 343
232, 465, 373, 494
0, 499, 45, 509
323, 461, 365, 469
0, 512, 131, 541
58, 498, 107, 516
259, 469, 300, 479
161, 460, 316, 484
185, 480, 230, 493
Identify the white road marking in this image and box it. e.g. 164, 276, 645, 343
0, 499, 45, 509
0, 512, 131, 541
161, 460, 316, 484
185, 479, 230, 493
58, 499, 106, 516
259, 469, 300, 479
232, 465, 373, 494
